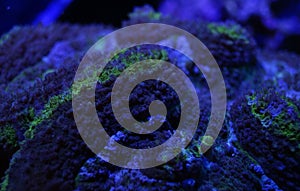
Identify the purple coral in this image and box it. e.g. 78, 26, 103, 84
230, 88, 300, 190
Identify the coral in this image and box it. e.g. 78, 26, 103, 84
128, 5, 162, 21
0, 6, 299, 191
0, 24, 112, 89
0, 24, 67, 87
122, 5, 165, 26
5, 102, 93, 191
0, 126, 18, 149
201, 21, 259, 98
123, 6, 259, 99
230, 87, 300, 190
0, 24, 113, 189
123, 7, 257, 67
0, 23, 207, 190
0, 125, 19, 182
0, 175, 8, 191
24, 91, 72, 139
160, 0, 300, 53
75, 138, 263, 191
246, 89, 300, 141
98, 46, 169, 84
207, 22, 249, 42
257, 50, 300, 99
200, 22, 257, 68
75, 157, 182, 191
93, 44, 211, 152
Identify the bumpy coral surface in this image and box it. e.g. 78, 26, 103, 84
160, 0, 300, 53
231, 88, 300, 190
0, 6, 299, 191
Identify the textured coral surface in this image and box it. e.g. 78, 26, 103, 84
0, 6, 299, 191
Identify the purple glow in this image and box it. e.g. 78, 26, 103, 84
33, 0, 73, 25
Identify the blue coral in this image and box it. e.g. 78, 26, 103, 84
0, 5, 299, 191
230, 87, 300, 190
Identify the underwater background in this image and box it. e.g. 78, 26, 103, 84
0, 0, 299, 190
